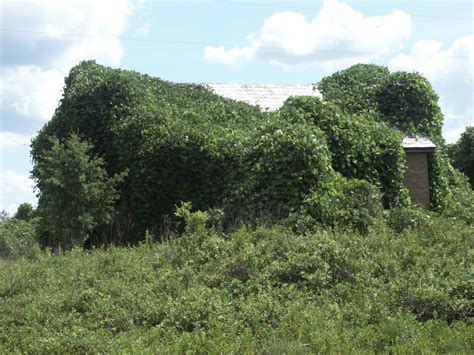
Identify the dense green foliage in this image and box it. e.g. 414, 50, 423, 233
0, 218, 39, 259
32, 61, 393, 246
317, 64, 443, 140
13, 203, 35, 221
377, 72, 443, 140
448, 126, 474, 187
1, 212, 472, 352
34, 134, 125, 248
278, 96, 408, 207
317, 64, 473, 221
7, 62, 472, 352
317, 63, 390, 114
30, 61, 473, 246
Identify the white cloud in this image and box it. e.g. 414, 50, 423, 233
204, 0, 411, 69
0, 132, 33, 148
204, 46, 256, 65
388, 35, 474, 143
0, 171, 36, 215
0, 0, 136, 122
0, 66, 65, 120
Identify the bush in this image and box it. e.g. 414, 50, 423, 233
447, 126, 474, 187
30, 61, 468, 245
0, 218, 40, 259
293, 176, 383, 234
429, 150, 474, 224
34, 134, 125, 249
386, 207, 432, 233
0, 217, 472, 352
31, 61, 264, 244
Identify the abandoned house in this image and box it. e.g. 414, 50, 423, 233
206, 83, 436, 207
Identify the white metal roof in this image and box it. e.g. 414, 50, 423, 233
205, 83, 435, 150
402, 136, 436, 150
206, 83, 321, 112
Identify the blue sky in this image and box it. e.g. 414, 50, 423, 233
1, 0, 473, 214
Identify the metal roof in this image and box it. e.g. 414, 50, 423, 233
206, 83, 321, 112
402, 136, 436, 151
205, 83, 435, 150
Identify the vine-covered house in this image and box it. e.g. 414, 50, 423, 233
206, 83, 436, 207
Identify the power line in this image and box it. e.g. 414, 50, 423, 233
219, 1, 474, 21
1, 27, 472, 60
3, 0, 473, 21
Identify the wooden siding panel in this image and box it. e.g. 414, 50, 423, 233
403, 152, 431, 207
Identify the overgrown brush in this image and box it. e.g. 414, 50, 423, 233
1, 212, 472, 353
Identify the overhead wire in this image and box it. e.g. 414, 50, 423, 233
218, 1, 474, 21
1, 28, 472, 60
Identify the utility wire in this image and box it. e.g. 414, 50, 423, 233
3, 0, 474, 21
219, 1, 474, 21
1, 27, 472, 60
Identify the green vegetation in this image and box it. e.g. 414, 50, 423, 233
0, 218, 40, 259
448, 126, 474, 187
0, 210, 472, 352
2, 61, 474, 352
30, 61, 473, 249
13, 203, 35, 221
30, 61, 395, 247
317, 64, 473, 220
34, 134, 125, 248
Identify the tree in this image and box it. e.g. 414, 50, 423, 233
13, 203, 35, 221
447, 126, 474, 187
33, 134, 125, 249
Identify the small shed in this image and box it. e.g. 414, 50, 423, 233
402, 136, 436, 207
206, 83, 436, 207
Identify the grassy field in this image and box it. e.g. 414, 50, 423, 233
0, 214, 473, 353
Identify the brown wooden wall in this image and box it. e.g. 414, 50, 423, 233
403, 152, 431, 207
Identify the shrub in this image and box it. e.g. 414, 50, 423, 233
33, 134, 125, 249
232, 118, 336, 214
386, 207, 432, 233
447, 126, 474, 187
429, 150, 474, 224
1, 217, 472, 352
293, 176, 383, 234
0, 218, 40, 259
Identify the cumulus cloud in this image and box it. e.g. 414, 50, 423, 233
0, 132, 33, 148
0, 0, 142, 210
0, 0, 135, 122
0, 171, 36, 215
204, 0, 411, 68
388, 36, 474, 143
204, 45, 256, 65
0, 66, 65, 120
